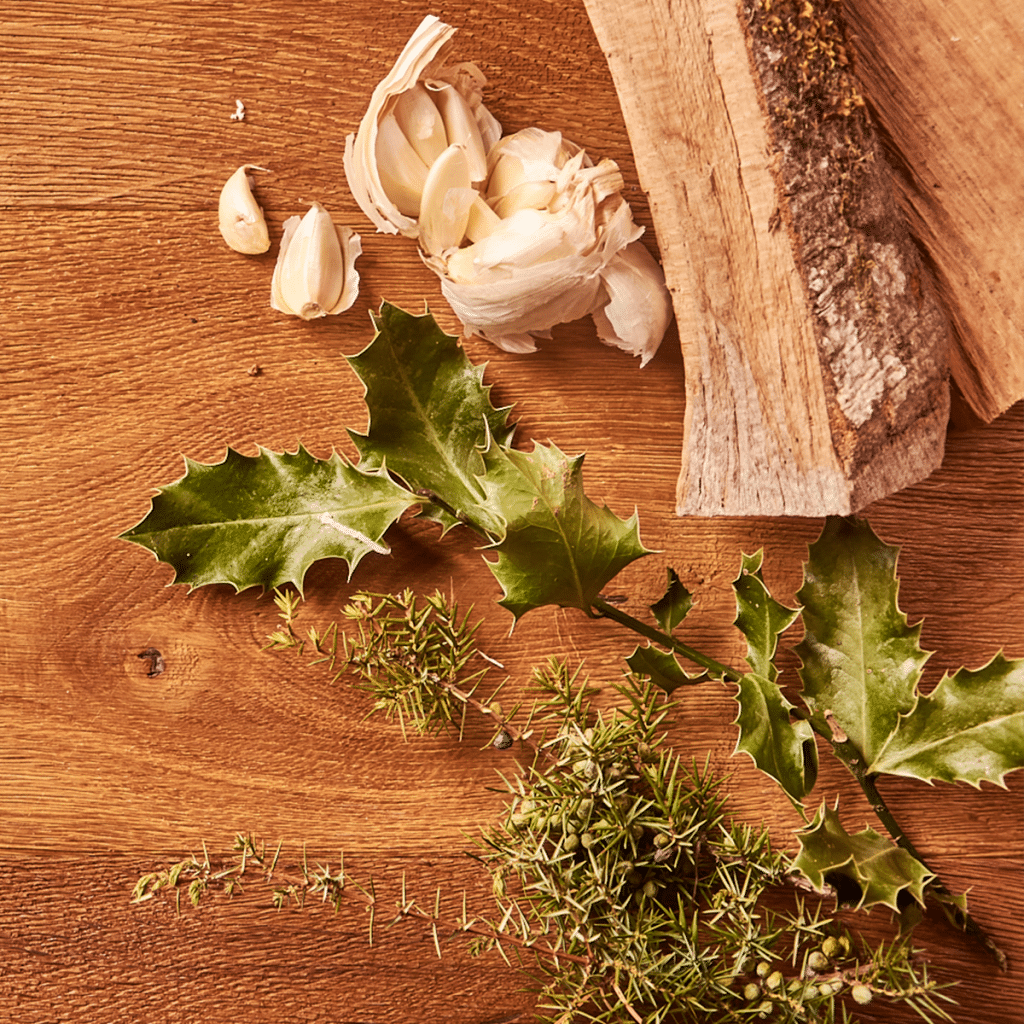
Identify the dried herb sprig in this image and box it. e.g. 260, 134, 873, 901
134, 624, 956, 1022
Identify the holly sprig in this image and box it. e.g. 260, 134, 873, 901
121, 301, 1024, 968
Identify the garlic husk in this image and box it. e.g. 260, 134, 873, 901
343, 14, 501, 237
270, 202, 362, 320
429, 129, 671, 364
218, 164, 271, 254
590, 240, 674, 367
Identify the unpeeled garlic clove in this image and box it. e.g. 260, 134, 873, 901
219, 164, 271, 254
375, 112, 431, 217
270, 202, 362, 320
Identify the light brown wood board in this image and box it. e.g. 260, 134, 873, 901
1, 3, 1022, 1022
844, 0, 1024, 423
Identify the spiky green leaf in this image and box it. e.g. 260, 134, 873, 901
651, 568, 694, 633
480, 442, 651, 621
796, 516, 929, 766
120, 446, 415, 593
869, 653, 1024, 786
732, 673, 818, 800
626, 645, 706, 693
347, 302, 513, 536
791, 802, 934, 911
734, 550, 800, 681
730, 551, 814, 799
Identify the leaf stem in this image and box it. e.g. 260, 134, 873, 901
590, 597, 742, 683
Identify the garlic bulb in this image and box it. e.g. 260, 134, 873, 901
270, 202, 362, 319
344, 16, 672, 365
218, 164, 271, 254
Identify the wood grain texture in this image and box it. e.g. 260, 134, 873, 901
844, 0, 1024, 422
1, 2, 1022, 1022
581, 0, 951, 516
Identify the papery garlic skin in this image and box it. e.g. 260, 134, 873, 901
270, 203, 362, 320
433, 129, 673, 366
343, 15, 501, 238
218, 164, 271, 254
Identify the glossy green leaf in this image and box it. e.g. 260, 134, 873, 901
347, 302, 513, 536
625, 644, 706, 694
732, 673, 818, 800
730, 551, 815, 799
480, 441, 651, 621
869, 653, 1024, 786
796, 517, 930, 766
791, 802, 934, 911
120, 446, 416, 593
734, 550, 800, 681
651, 568, 694, 633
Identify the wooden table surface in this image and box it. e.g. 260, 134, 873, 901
2, 3, 1021, 1022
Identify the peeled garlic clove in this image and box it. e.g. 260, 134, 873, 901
392, 84, 449, 167
344, 15, 501, 237
218, 164, 271, 254
465, 194, 502, 243
375, 112, 431, 217
427, 82, 489, 181
270, 202, 362, 320
418, 144, 475, 256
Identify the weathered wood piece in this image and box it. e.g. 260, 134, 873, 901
582, 0, 951, 516
844, 0, 1024, 423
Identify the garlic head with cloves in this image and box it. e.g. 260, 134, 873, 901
270, 202, 362, 320
218, 164, 271, 254
344, 16, 672, 365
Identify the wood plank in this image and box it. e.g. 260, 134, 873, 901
845, 0, 1024, 422
581, 0, 951, 516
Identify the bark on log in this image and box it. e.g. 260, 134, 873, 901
582, 0, 952, 516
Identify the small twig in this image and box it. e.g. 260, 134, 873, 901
591, 597, 741, 682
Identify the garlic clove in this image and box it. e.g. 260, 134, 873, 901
375, 112, 431, 217
491, 179, 557, 220
218, 164, 271, 254
392, 84, 449, 168
485, 153, 526, 201
418, 144, 475, 256
270, 202, 362, 320
465, 194, 502, 243
427, 81, 489, 182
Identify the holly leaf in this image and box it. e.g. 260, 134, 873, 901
732, 673, 818, 800
120, 447, 416, 593
730, 551, 815, 799
791, 802, 934, 911
651, 568, 694, 633
734, 549, 800, 681
480, 441, 651, 621
347, 302, 514, 536
795, 517, 930, 767
626, 644, 707, 693
868, 653, 1024, 786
